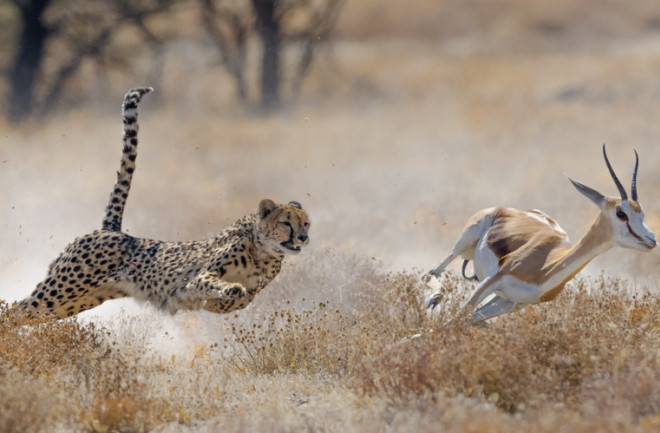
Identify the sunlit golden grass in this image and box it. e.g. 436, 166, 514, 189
1, 252, 659, 432
355, 275, 660, 414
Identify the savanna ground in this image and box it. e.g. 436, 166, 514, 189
2, 0, 660, 431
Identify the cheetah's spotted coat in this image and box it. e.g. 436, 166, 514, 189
18, 87, 310, 318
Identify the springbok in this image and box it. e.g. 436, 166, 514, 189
423, 145, 656, 323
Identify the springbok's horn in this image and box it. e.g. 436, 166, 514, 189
631, 150, 639, 201
603, 144, 628, 200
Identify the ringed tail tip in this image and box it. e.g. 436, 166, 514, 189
125, 87, 154, 100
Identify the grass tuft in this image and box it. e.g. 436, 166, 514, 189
1, 255, 660, 432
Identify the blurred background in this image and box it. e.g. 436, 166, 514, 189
2, 0, 660, 311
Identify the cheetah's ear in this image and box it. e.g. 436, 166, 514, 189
259, 199, 278, 219
288, 201, 302, 209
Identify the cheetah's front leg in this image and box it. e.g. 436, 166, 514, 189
203, 281, 254, 314
181, 272, 254, 314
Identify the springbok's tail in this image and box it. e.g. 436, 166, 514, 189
102, 87, 153, 232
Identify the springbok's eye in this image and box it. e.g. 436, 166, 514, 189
615, 209, 628, 221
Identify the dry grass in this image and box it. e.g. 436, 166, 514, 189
3, 0, 660, 431
1, 255, 659, 432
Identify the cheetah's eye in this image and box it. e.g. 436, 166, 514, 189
303, 222, 310, 228
282, 221, 292, 228
615, 208, 628, 221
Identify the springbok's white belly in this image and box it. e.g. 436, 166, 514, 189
474, 235, 499, 281
497, 275, 543, 304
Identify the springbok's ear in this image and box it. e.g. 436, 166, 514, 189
258, 199, 277, 219
288, 201, 302, 209
566, 175, 607, 209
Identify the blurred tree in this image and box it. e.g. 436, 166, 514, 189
6, 0, 175, 123
199, 0, 250, 102
8, 0, 52, 123
5, 0, 343, 121
199, 0, 343, 110
252, 0, 281, 108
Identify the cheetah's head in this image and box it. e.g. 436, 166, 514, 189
257, 199, 310, 255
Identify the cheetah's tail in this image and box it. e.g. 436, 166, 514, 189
102, 87, 153, 232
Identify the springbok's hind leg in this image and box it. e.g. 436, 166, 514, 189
423, 210, 499, 309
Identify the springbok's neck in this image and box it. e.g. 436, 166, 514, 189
546, 212, 613, 283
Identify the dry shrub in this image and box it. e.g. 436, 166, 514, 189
0, 302, 106, 376
0, 369, 66, 433
352, 274, 660, 419
223, 301, 348, 374
222, 258, 435, 376
2, 255, 660, 432
0, 302, 179, 432
78, 392, 177, 433
0, 302, 103, 430
221, 259, 659, 427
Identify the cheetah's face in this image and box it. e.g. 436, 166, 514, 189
257, 199, 310, 255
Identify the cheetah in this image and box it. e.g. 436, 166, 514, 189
16, 87, 310, 319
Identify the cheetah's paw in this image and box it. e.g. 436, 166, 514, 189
223, 284, 247, 299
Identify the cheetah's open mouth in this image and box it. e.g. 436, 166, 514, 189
280, 242, 302, 254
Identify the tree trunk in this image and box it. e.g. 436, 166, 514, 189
8, 0, 52, 123
252, 0, 280, 109
199, 0, 248, 102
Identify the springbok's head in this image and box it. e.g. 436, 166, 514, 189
568, 144, 657, 251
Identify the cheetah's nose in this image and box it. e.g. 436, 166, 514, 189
298, 235, 308, 243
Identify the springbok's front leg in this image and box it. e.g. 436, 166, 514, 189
430, 275, 503, 323
472, 295, 519, 322
428, 276, 506, 327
